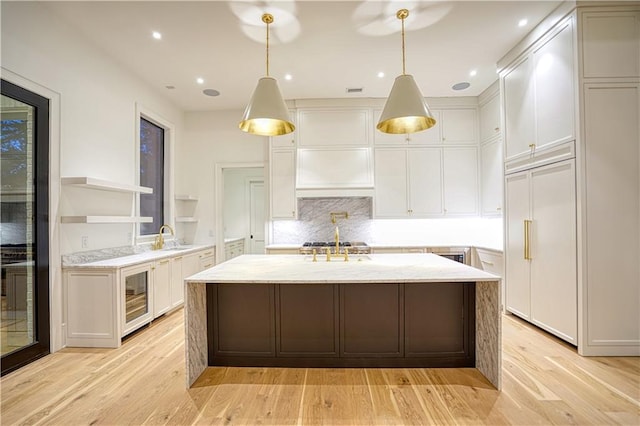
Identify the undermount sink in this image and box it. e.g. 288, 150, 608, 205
161, 246, 192, 251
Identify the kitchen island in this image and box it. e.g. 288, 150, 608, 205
185, 254, 501, 389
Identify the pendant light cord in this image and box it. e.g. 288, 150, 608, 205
397, 9, 409, 76
262, 13, 274, 77
401, 14, 406, 75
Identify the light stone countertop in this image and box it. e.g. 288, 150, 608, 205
265, 243, 503, 253
62, 244, 215, 269
186, 253, 500, 284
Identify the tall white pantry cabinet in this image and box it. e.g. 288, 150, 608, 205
500, 2, 640, 355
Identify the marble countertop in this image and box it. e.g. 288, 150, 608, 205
63, 244, 215, 269
264, 243, 503, 253
186, 253, 500, 284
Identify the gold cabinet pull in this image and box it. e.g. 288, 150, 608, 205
524, 219, 532, 260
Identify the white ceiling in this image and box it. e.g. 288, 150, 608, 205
43, 0, 564, 112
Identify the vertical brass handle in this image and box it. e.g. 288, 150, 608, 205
524, 220, 532, 260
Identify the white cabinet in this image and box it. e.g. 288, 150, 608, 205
441, 109, 478, 145
502, 18, 575, 163
505, 159, 577, 344
443, 147, 479, 216
373, 109, 441, 145
374, 147, 478, 218
480, 139, 503, 216
152, 258, 171, 317
581, 11, 640, 79
199, 249, 216, 270
271, 109, 297, 148
170, 255, 184, 309
297, 148, 373, 189
373, 108, 476, 146
269, 148, 296, 219
479, 94, 501, 142
298, 109, 369, 147
374, 148, 442, 218
63, 246, 215, 348
224, 238, 245, 261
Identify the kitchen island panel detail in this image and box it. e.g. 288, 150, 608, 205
277, 284, 339, 357
405, 283, 474, 359
341, 283, 402, 357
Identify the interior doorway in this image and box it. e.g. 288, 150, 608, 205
217, 164, 265, 263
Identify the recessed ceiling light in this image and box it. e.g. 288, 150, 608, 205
452, 82, 471, 91
203, 89, 220, 97
469, 69, 477, 77
518, 19, 528, 27
377, 71, 385, 78
196, 77, 204, 85
284, 74, 293, 81
152, 31, 162, 40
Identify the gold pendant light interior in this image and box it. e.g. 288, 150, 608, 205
239, 13, 295, 136
376, 9, 436, 135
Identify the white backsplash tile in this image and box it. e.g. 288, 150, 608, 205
272, 197, 503, 249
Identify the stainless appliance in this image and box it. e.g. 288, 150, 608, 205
431, 247, 470, 265
299, 241, 370, 255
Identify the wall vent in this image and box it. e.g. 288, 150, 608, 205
346, 87, 363, 93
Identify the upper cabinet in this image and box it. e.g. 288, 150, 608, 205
298, 109, 370, 147
373, 107, 477, 146
271, 109, 297, 148
269, 147, 297, 220
581, 11, 640, 79
479, 94, 501, 143
373, 109, 441, 145
502, 18, 576, 164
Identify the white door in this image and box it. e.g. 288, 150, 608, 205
505, 171, 531, 320
408, 148, 443, 215
374, 148, 409, 217
530, 159, 577, 343
443, 147, 478, 215
503, 56, 534, 160
249, 181, 265, 254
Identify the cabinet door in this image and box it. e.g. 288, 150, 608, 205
153, 259, 171, 317
270, 109, 297, 148
441, 109, 478, 144
297, 148, 373, 189
505, 171, 531, 319
270, 149, 296, 219
408, 110, 442, 145
170, 256, 184, 308
534, 21, 575, 149
503, 56, 534, 160
374, 148, 409, 217
182, 252, 201, 277
443, 147, 478, 215
408, 148, 443, 215
530, 160, 577, 343
479, 94, 501, 142
480, 139, 503, 216
298, 109, 369, 146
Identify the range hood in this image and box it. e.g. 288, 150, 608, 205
296, 188, 374, 198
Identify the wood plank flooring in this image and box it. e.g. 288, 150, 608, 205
1, 308, 638, 425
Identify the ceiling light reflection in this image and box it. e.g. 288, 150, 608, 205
229, 1, 300, 44
353, 0, 453, 36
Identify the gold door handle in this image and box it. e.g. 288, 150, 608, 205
524, 219, 532, 260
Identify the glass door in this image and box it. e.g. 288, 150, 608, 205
1, 79, 50, 376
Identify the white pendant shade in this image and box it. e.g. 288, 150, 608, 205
377, 74, 436, 134
239, 76, 295, 136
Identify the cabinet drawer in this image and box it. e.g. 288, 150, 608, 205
476, 250, 503, 277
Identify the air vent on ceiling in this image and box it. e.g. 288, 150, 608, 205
346, 87, 363, 93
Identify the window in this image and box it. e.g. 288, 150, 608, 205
139, 117, 165, 235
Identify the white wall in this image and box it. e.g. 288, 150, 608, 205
179, 110, 267, 245
2, 1, 184, 255
1, 2, 184, 351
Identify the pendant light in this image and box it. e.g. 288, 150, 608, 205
239, 13, 295, 136
377, 9, 436, 134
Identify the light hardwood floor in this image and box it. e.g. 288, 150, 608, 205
1, 308, 638, 425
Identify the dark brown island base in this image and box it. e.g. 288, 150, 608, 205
185, 254, 501, 389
